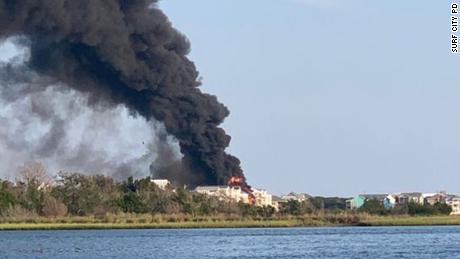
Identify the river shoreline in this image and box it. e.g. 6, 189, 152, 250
1, 215, 460, 230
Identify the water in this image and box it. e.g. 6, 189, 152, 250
1, 226, 460, 258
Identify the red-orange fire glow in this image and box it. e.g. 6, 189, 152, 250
248, 194, 256, 205
228, 176, 243, 186
228, 176, 256, 205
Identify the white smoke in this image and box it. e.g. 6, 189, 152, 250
0, 38, 181, 180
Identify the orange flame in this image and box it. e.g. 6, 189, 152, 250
248, 193, 256, 205
228, 176, 256, 205
228, 176, 243, 186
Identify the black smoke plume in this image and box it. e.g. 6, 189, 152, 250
0, 0, 246, 187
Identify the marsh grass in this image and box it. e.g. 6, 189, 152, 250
360, 215, 460, 226
1, 213, 459, 230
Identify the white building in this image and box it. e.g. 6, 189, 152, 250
271, 196, 284, 211
194, 186, 249, 203
395, 193, 424, 205
446, 196, 460, 215
253, 188, 272, 207
281, 192, 310, 202
151, 179, 171, 190
385, 195, 396, 209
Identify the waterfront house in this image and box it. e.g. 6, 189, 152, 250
346, 196, 365, 210
271, 195, 284, 211
395, 193, 424, 205
281, 192, 310, 202
423, 192, 447, 205
361, 194, 387, 202
383, 195, 396, 209
252, 188, 273, 207
346, 194, 395, 210
194, 186, 249, 203
446, 195, 460, 215
362, 194, 396, 209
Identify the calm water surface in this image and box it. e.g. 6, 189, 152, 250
1, 226, 460, 258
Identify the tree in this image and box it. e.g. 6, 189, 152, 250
0, 181, 16, 215
17, 161, 50, 186
118, 192, 146, 213
256, 206, 276, 218
20, 181, 45, 214
238, 202, 258, 217
52, 173, 119, 216
42, 195, 68, 217
433, 202, 452, 215
359, 199, 386, 215
408, 202, 452, 216
280, 200, 310, 216
311, 197, 347, 211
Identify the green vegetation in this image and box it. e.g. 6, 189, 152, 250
1, 213, 460, 230
0, 162, 458, 230
0, 162, 282, 223
407, 202, 452, 216
357, 200, 452, 216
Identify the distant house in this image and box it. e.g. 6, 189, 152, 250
346, 194, 395, 210
150, 179, 171, 190
271, 195, 284, 211
423, 192, 447, 205
446, 196, 460, 215
383, 195, 396, 209
361, 194, 387, 202
346, 196, 365, 210
281, 192, 310, 202
363, 194, 396, 210
194, 186, 249, 203
395, 193, 424, 205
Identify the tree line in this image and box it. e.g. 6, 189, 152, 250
357, 199, 452, 216
0, 162, 453, 219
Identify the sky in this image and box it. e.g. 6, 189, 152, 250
158, 0, 460, 196
0, 1, 458, 196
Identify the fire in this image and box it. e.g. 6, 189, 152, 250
228, 176, 243, 186
228, 176, 256, 205
248, 193, 256, 205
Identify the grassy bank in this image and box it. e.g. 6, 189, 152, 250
0, 220, 309, 231
1, 214, 460, 230
361, 215, 460, 226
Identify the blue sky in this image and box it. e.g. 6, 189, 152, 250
0, 1, 457, 196
159, 0, 460, 196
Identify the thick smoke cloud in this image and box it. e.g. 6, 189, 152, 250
0, 0, 245, 187
0, 46, 181, 180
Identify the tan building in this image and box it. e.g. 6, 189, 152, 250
271, 196, 284, 211
194, 186, 249, 203
252, 188, 272, 207
395, 193, 424, 205
423, 192, 447, 205
446, 196, 460, 215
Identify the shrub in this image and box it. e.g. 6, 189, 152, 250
42, 195, 68, 217
359, 200, 386, 215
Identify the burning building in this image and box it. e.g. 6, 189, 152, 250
194, 185, 250, 204
228, 176, 256, 204
193, 176, 272, 206
252, 189, 273, 207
